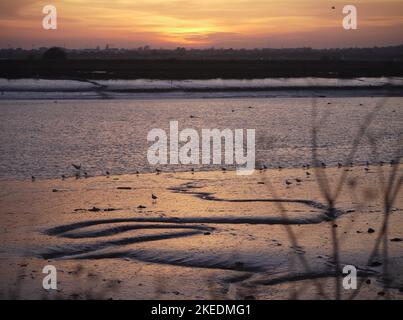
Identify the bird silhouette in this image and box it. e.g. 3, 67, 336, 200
285, 180, 292, 187
72, 164, 81, 170
31, 176, 36, 182
152, 193, 158, 203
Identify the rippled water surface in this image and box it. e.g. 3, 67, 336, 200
0, 97, 402, 180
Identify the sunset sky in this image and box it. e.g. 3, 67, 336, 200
0, 0, 402, 49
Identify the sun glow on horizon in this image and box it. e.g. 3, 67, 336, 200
0, 0, 402, 48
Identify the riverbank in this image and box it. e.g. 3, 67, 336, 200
2, 60, 403, 80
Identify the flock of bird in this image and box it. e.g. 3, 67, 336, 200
30, 159, 399, 193
256, 160, 399, 188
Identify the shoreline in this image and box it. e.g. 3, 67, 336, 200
2, 90, 402, 101
0, 162, 398, 183
2, 77, 402, 100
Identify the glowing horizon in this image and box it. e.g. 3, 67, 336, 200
0, 0, 402, 49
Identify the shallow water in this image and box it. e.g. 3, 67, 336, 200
1, 77, 402, 100
0, 97, 402, 180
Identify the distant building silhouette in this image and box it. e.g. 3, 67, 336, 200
0, 44, 401, 61
42, 47, 67, 60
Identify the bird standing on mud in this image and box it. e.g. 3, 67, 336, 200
72, 164, 81, 170
152, 193, 158, 203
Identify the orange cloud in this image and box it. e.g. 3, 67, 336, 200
0, 0, 402, 48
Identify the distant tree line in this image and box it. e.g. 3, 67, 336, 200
0, 44, 402, 61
